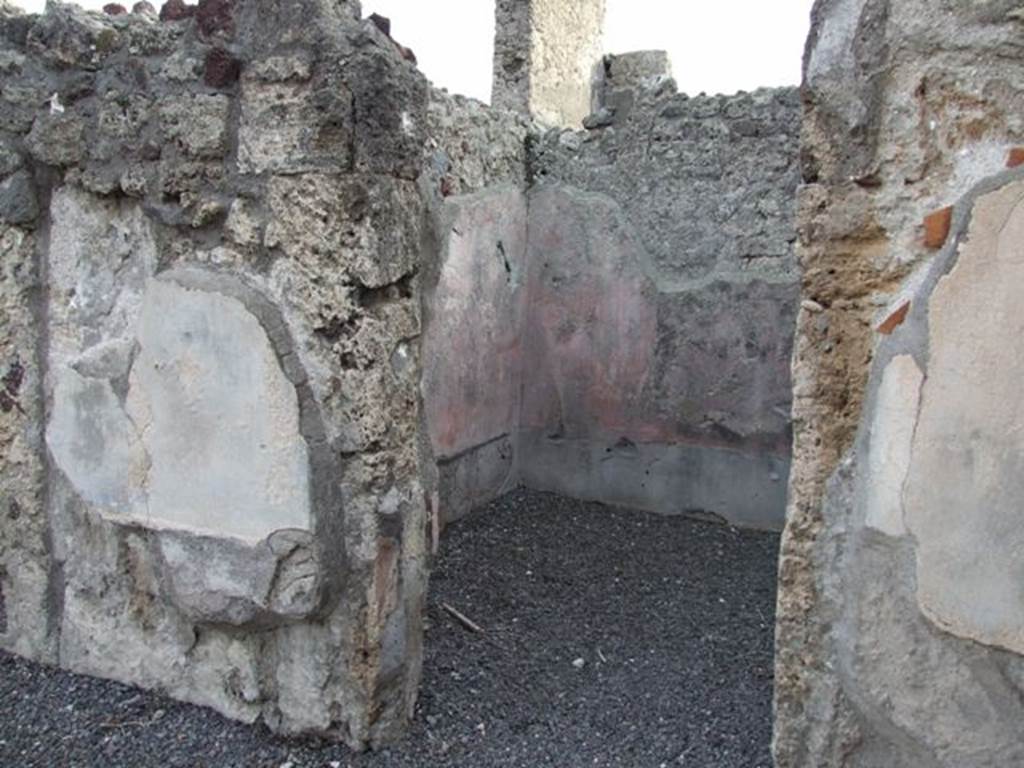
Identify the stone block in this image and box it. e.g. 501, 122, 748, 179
237, 76, 352, 175
25, 113, 86, 168
0, 171, 38, 226
159, 94, 230, 159
264, 173, 421, 290
204, 47, 241, 88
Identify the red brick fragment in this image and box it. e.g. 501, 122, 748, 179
923, 206, 953, 249
196, 0, 234, 38
1008, 148, 1024, 169
204, 47, 240, 88
159, 0, 195, 21
103, 3, 127, 14
877, 300, 911, 335
366, 13, 416, 65
368, 12, 391, 37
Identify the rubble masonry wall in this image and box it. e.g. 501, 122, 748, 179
0, 0, 435, 749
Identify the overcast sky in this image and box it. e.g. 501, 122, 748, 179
13, 0, 815, 101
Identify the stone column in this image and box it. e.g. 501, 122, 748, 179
492, 0, 605, 128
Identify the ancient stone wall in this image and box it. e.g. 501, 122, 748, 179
492, 0, 605, 128
524, 62, 802, 528
0, 0, 435, 748
775, 1, 1024, 764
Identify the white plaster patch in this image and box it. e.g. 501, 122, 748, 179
45, 227, 312, 543
864, 354, 923, 537
46, 187, 158, 366
904, 180, 1024, 654
46, 369, 149, 516
126, 279, 311, 542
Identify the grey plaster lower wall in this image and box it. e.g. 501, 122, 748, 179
519, 432, 789, 529
435, 434, 516, 526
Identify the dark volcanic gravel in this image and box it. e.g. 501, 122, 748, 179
0, 489, 780, 768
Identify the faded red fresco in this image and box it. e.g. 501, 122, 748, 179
421, 189, 528, 458
520, 190, 657, 438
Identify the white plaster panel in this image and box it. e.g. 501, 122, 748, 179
905, 181, 1024, 654
864, 354, 923, 537
126, 279, 310, 541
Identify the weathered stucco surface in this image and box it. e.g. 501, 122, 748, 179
862, 355, 920, 537
776, 0, 1024, 764
785, 171, 1024, 768
418, 87, 529, 527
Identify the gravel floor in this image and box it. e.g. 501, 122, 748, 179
0, 488, 780, 768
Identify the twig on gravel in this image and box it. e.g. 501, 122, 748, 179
99, 718, 151, 729
441, 603, 485, 634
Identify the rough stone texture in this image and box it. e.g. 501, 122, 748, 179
776, 1, 1024, 764
0, 224, 52, 662
491, 0, 605, 128
236, 56, 351, 176
425, 89, 529, 198
0, 170, 38, 224
0, 0, 428, 750
593, 50, 672, 121
526, 80, 801, 529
